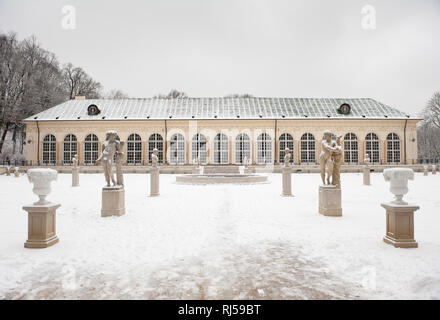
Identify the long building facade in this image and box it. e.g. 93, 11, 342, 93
23, 97, 420, 166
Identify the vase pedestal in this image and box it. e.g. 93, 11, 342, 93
381, 202, 419, 248
22, 203, 60, 248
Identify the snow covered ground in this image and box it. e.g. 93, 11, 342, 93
0, 171, 439, 300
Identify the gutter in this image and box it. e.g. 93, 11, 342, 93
274, 119, 278, 164
164, 119, 167, 164
404, 119, 408, 164
36, 121, 40, 165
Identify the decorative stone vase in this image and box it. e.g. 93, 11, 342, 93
27, 168, 58, 205
383, 168, 414, 205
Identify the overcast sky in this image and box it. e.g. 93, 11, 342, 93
0, 0, 439, 115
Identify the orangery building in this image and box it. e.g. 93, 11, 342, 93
22, 97, 420, 167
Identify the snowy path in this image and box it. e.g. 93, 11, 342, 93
0, 172, 439, 299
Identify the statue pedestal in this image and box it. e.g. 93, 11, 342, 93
150, 167, 160, 196
423, 169, 428, 176
101, 186, 125, 217
319, 185, 342, 216
363, 166, 370, 185
14, 171, 20, 177
282, 167, 292, 196
22, 203, 60, 248
432, 167, 437, 175
381, 202, 419, 248
72, 167, 79, 187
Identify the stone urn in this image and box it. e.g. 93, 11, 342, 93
27, 168, 58, 205
383, 168, 414, 205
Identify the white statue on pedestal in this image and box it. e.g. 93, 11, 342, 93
97, 130, 124, 187
72, 154, 78, 167
151, 148, 159, 168
283, 148, 291, 167
319, 130, 343, 187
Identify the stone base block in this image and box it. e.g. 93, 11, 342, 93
150, 167, 160, 196
101, 186, 125, 217
72, 168, 79, 187
14, 172, 20, 177
381, 202, 419, 248
319, 185, 342, 216
282, 167, 292, 196
363, 167, 370, 185
22, 203, 60, 248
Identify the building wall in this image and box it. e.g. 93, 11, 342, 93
24, 118, 419, 165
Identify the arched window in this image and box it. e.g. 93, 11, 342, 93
127, 134, 142, 164
170, 133, 185, 164
84, 134, 99, 165
148, 134, 164, 164
365, 133, 380, 163
63, 134, 77, 164
257, 133, 272, 164
301, 133, 315, 163
214, 133, 229, 164
42, 134, 56, 164
192, 134, 207, 164
387, 133, 401, 163
344, 133, 358, 163
235, 133, 250, 164
279, 133, 294, 163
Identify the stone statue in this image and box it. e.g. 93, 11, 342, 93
97, 130, 123, 187
319, 130, 343, 186
115, 145, 124, 186
151, 148, 159, 168
329, 135, 343, 187
72, 154, 78, 168
364, 153, 371, 165
243, 155, 249, 167
283, 148, 291, 167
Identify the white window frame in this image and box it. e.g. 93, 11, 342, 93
170, 133, 185, 164
279, 133, 294, 163
366, 133, 380, 163
43, 134, 56, 165
301, 133, 315, 163
127, 133, 142, 164
214, 133, 229, 164
235, 133, 251, 164
344, 133, 358, 163
63, 134, 77, 165
192, 134, 207, 164
257, 133, 272, 164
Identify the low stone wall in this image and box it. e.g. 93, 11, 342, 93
3, 164, 427, 174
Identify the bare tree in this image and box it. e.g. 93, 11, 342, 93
62, 63, 102, 100
104, 89, 129, 99
154, 89, 188, 99
224, 93, 254, 98
418, 91, 440, 162
424, 92, 440, 129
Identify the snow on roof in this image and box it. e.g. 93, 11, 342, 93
24, 97, 414, 121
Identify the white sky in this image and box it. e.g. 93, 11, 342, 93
0, 0, 439, 115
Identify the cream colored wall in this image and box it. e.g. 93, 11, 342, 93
23, 118, 419, 165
